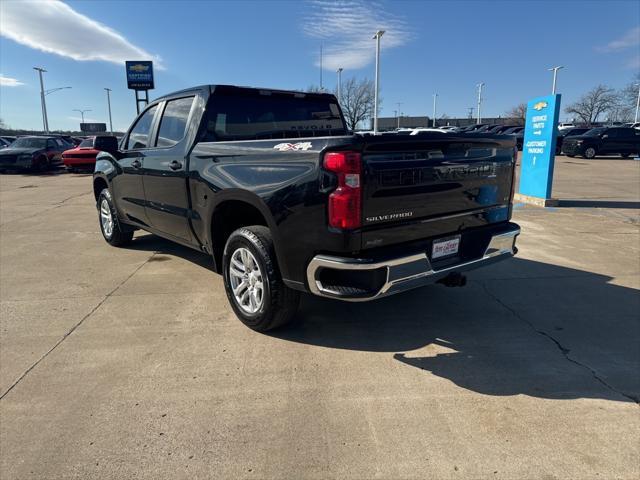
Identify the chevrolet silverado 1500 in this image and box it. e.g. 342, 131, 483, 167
93, 85, 520, 331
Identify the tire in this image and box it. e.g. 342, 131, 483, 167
32, 156, 47, 172
566, 154, 575, 157
583, 147, 597, 159
98, 188, 133, 247
222, 226, 299, 331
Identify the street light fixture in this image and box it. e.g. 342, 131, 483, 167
372, 30, 385, 134
476, 83, 484, 124
45, 86, 72, 96
432, 94, 438, 127
73, 109, 92, 124
104, 88, 113, 134
548, 66, 564, 94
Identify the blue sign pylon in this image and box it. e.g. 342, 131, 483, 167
516, 94, 562, 207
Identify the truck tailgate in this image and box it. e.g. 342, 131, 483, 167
360, 135, 516, 249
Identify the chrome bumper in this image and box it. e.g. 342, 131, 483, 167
306, 227, 520, 301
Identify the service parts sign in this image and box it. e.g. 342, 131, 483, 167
518, 94, 561, 199
125, 61, 154, 90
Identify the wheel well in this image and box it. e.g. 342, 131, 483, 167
93, 177, 108, 201
211, 200, 268, 273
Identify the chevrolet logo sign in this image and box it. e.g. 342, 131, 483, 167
533, 101, 548, 111
129, 64, 149, 72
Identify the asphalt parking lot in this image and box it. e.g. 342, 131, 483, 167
1, 156, 639, 479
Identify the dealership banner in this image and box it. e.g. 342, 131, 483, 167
125, 61, 154, 90
518, 94, 561, 200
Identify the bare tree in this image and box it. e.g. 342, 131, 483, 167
335, 77, 378, 130
615, 74, 640, 122
306, 85, 325, 93
565, 85, 617, 125
505, 103, 527, 125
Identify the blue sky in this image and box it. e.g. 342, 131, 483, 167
1, 0, 638, 131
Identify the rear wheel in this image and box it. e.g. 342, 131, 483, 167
222, 226, 299, 331
583, 147, 597, 159
98, 188, 133, 247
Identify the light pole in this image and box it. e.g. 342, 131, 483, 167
73, 109, 92, 125
372, 30, 385, 134
476, 83, 484, 124
634, 83, 640, 123
336, 68, 343, 104
104, 88, 113, 134
432, 94, 438, 127
548, 66, 564, 94
396, 102, 402, 128
33, 67, 49, 133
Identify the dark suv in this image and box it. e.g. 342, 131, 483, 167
562, 127, 640, 159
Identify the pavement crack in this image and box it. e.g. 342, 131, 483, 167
0, 252, 157, 401
481, 281, 640, 404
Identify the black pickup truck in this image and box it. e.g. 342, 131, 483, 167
93, 85, 520, 331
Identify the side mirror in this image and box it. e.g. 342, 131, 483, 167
94, 135, 119, 153
601, 134, 608, 139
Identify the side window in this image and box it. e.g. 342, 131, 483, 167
46, 139, 56, 149
126, 104, 158, 150
155, 97, 194, 147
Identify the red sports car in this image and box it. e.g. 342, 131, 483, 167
62, 136, 118, 171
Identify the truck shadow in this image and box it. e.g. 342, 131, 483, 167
274, 258, 640, 403
122, 233, 639, 403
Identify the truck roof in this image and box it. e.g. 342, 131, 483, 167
153, 84, 337, 103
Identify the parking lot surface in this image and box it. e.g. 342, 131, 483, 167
1, 156, 639, 479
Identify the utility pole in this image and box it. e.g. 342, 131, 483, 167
104, 88, 113, 134
396, 102, 402, 128
336, 68, 343, 103
548, 66, 564, 94
372, 30, 385, 134
319, 43, 323, 91
468, 107, 474, 120
476, 82, 484, 124
635, 83, 640, 123
33, 67, 49, 133
432, 94, 438, 127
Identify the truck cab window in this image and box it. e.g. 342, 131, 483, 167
156, 97, 194, 147
126, 105, 158, 150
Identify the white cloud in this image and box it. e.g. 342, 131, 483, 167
0, 0, 164, 69
302, 0, 413, 71
0, 75, 24, 87
597, 26, 640, 52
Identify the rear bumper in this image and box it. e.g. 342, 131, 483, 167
306, 223, 520, 301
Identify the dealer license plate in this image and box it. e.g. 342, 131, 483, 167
432, 235, 461, 259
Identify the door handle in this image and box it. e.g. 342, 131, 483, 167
131, 159, 142, 169
169, 160, 183, 170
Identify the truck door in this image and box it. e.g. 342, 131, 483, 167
113, 104, 159, 227
141, 96, 196, 242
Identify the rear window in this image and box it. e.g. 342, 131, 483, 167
203, 91, 346, 141
79, 138, 93, 148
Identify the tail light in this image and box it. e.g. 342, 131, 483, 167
323, 151, 362, 229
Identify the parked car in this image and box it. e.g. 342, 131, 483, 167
0, 136, 67, 171
62, 136, 119, 171
0, 136, 16, 145
410, 128, 448, 135
561, 127, 640, 159
93, 84, 519, 331
0, 138, 11, 149
503, 127, 524, 150
555, 127, 592, 154
623, 122, 640, 129
557, 122, 576, 131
